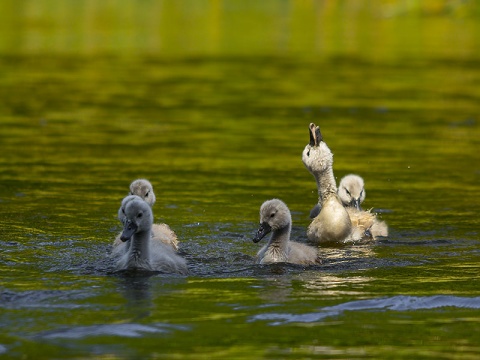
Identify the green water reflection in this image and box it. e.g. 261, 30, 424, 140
0, 1, 479, 359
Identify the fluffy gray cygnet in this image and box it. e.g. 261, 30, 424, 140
253, 199, 320, 265
111, 196, 188, 274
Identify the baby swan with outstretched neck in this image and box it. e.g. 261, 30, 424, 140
115, 179, 179, 251
303, 123, 387, 243
309, 174, 366, 218
302, 123, 354, 244
253, 199, 320, 265
111, 196, 188, 274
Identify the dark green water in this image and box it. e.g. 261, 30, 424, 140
1, 1, 479, 359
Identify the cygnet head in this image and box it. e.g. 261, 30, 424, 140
129, 179, 156, 206
119, 196, 154, 242
117, 194, 139, 223
253, 199, 291, 243
338, 174, 366, 210
302, 123, 333, 175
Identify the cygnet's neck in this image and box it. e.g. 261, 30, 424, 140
267, 223, 291, 256
313, 165, 338, 206
127, 229, 152, 269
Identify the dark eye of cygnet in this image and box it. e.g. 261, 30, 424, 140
345, 189, 351, 196
307, 150, 310, 157
137, 212, 143, 218
145, 191, 149, 197
270, 213, 275, 218
122, 208, 126, 215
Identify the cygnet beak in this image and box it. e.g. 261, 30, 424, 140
253, 222, 272, 243
120, 220, 138, 242
309, 123, 316, 146
352, 199, 362, 211
309, 123, 323, 147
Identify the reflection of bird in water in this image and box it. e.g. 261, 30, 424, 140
118, 274, 154, 319
302, 123, 387, 243
301, 273, 372, 295
117, 274, 188, 321
111, 196, 188, 274
114, 179, 179, 252
256, 276, 295, 303
253, 199, 320, 265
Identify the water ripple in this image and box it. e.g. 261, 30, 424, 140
250, 295, 480, 325
38, 323, 189, 339
0, 289, 91, 310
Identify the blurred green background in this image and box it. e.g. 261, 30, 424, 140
1, 0, 479, 58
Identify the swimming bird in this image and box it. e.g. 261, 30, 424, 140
302, 123, 354, 243
309, 174, 366, 218
341, 173, 388, 238
111, 196, 188, 274
253, 199, 320, 265
303, 123, 388, 242
115, 179, 179, 251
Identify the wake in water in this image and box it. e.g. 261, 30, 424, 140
250, 295, 480, 325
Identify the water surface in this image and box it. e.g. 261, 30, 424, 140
1, 1, 479, 359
